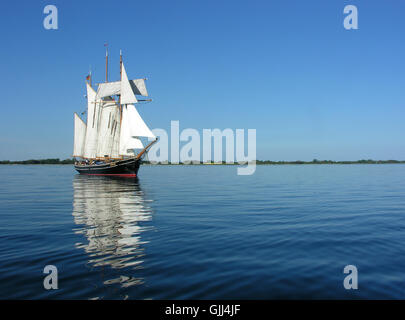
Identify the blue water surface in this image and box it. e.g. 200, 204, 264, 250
0, 164, 405, 299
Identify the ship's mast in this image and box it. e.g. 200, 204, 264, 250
119, 50, 123, 120
119, 49, 123, 159
119, 49, 122, 102
105, 43, 108, 82
119, 50, 123, 122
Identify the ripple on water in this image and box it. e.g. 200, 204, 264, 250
1, 165, 405, 299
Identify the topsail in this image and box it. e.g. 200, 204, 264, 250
96, 79, 148, 100
120, 63, 138, 104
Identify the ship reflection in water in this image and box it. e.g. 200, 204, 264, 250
72, 175, 153, 295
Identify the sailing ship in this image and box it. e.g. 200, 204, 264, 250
73, 50, 157, 177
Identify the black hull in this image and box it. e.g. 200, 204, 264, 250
74, 158, 141, 177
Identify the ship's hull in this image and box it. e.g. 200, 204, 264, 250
74, 158, 141, 177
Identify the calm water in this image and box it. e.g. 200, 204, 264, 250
1, 164, 405, 299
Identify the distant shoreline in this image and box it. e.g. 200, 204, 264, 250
1, 159, 405, 165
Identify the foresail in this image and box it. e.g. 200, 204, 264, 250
119, 136, 144, 156
73, 113, 86, 157
119, 106, 132, 156
126, 104, 155, 138
120, 136, 144, 156
119, 104, 154, 156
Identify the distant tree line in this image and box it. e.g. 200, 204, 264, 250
0, 158, 75, 164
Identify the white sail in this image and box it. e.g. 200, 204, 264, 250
119, 106, 136, 156
119, 104, 155, 155
78, 57, 154, 160
120, 63, 138, 104
125, 104, 155, 138
130, 79, 148, 96
111, 111, 121, 158
96, 79, 148, 99
73, 113, 86, 157
119, 136, 144, 156
97, 81, 121, 99
127, 138, 144, 149
83, 83, 100, 158
95, 100, 121, 158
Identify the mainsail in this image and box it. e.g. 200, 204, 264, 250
95, 99, 121, 158
74, 60, 155, 160
83, 83, 100, 159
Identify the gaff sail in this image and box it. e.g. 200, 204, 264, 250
83, 84, 100, 159
95, 100, 121, 158
73, 113, 86, 157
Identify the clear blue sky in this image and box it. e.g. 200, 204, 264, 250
0, 0, 404, 161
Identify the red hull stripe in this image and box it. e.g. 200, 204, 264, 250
83, 173, 137, 177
